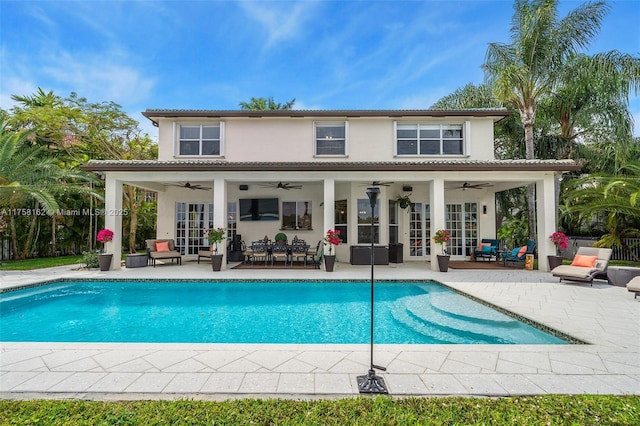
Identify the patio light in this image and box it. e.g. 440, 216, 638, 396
357, 186, 388, 394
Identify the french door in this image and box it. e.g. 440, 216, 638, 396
445, 203, 478, 257
409, 203, 431, 258
175, 202, 213, 255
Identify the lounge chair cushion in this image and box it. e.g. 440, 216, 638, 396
627, 276, 640, 296
155, 241, 170, 252
571, 254, 597, 268
550, 265, 596, 280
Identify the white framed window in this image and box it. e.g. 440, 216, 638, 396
357, 198, 379, 244
395, 122, 465, 156
175, 123, 224, 157
314, 122, 347, 156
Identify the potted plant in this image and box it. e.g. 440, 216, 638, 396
323, 229, 342, 272
274, 232, 287, 243
96, 228, 114, 271
395, 194, 412, 210
432, 229, 451, 272
205, 227, 226, 271
548, 231, 568, 270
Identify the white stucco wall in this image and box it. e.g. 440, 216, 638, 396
155, 116, 498, 162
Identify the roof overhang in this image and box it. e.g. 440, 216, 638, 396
81, 159, 580, 173
141, 109, 511, 127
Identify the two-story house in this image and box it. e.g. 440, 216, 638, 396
83, 109, 579, 271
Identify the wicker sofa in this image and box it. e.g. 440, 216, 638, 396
145, 239, 182, 267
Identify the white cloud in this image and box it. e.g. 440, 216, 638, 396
239, 1, 318, 48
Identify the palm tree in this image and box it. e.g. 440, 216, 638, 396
0, 119, 97, 258
561, 160, 640, 261
239, 97, 296, 110
483, 0, 610, 240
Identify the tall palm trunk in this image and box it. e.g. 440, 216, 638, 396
523, 109, 537, 242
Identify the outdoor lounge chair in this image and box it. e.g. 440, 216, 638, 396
503, 240, 536, 267
627, 276, 640, 298
145, 239, 182, 267
473, 238, 499, 261
197, 249, 212, 264
551, 246, 612, 286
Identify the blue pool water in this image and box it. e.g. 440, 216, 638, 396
0, 280, 568, 344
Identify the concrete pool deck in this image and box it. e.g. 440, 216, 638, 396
1, 260, 638, 399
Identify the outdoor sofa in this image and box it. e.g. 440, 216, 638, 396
145, 239, 182, 267
551, 246, 612, 285
473, 238, 500, 261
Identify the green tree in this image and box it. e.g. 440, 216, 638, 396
483, 0, 610, 240
0, 119, 97, 259
562, 160, 640, 261
239, 97, 296, 110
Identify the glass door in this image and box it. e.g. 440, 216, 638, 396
445, 203, 477, 257
175, 202, 213, 255
409, 203, 430, 258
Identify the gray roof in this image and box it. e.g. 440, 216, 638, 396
141, 109, 510, 124
82, 159, 579, 172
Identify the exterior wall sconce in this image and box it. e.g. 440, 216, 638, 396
482, 205, 487, 215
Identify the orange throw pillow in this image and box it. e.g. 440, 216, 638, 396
155, 241, 170, 252
517, 246, 527, 257
571, 254, 597, 268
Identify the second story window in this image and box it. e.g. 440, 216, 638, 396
315, 122, 347, 156
177, 123, 223, 156
395, 123, 464, 156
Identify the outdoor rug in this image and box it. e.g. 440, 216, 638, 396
233, 261, 318, 270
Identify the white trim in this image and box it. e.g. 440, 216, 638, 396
313, 121, 348, 157
465, 120, 471, 157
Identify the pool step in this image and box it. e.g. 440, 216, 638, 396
391, 294, 519, 344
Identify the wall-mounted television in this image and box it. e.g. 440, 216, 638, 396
239, 198, 279, 221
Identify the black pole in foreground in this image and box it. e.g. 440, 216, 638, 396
357, 186, 388, 394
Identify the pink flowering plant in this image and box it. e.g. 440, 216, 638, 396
549, 231, 569, 255
323, 229, 342, 255
432, 229, 451, 255
205, 227, 226, 253
96, 228, 114, 253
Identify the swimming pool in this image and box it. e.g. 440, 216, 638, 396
0, 280, 571, 344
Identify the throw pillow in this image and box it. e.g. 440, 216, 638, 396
482, 245, 492, 253
517, 246, 528, 257
155, 241, 170, 252
571, 254, 598, 268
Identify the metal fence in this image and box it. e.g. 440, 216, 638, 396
560, 237, 640, 261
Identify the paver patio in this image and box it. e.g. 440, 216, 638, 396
1, 260, 638, 399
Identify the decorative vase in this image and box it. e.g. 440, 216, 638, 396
548, 255, 563, 270
437, 255, 450, 272
98, 253, 113, 271
211, 254, 223, 271
324, 255, 336, 272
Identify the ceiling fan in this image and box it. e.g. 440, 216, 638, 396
362, 181, 394, 187
168, 182, 210, 191
258, 182, 302, 190
456, 182, 493, 190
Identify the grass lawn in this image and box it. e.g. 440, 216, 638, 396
0, 255, 85, 270
1, 395, 638, 425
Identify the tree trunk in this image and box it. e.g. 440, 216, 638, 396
523, 118, 537, 242
9, 214, 20, 260
21, 202, 40, 259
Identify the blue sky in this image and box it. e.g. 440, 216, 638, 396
1, 0, 639, 137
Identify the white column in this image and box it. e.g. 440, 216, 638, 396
323, 178, 335, 254
536, 174, 556, 271
214, 178, 227, 270
104, 174, 123, 270
429, 178, 446, 271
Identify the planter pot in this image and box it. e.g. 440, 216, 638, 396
548, 255, 563, 271
324, 255, 336, 272
98, 253, 113, 271
437, 255, 450, 272
211, 254, 224, 271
